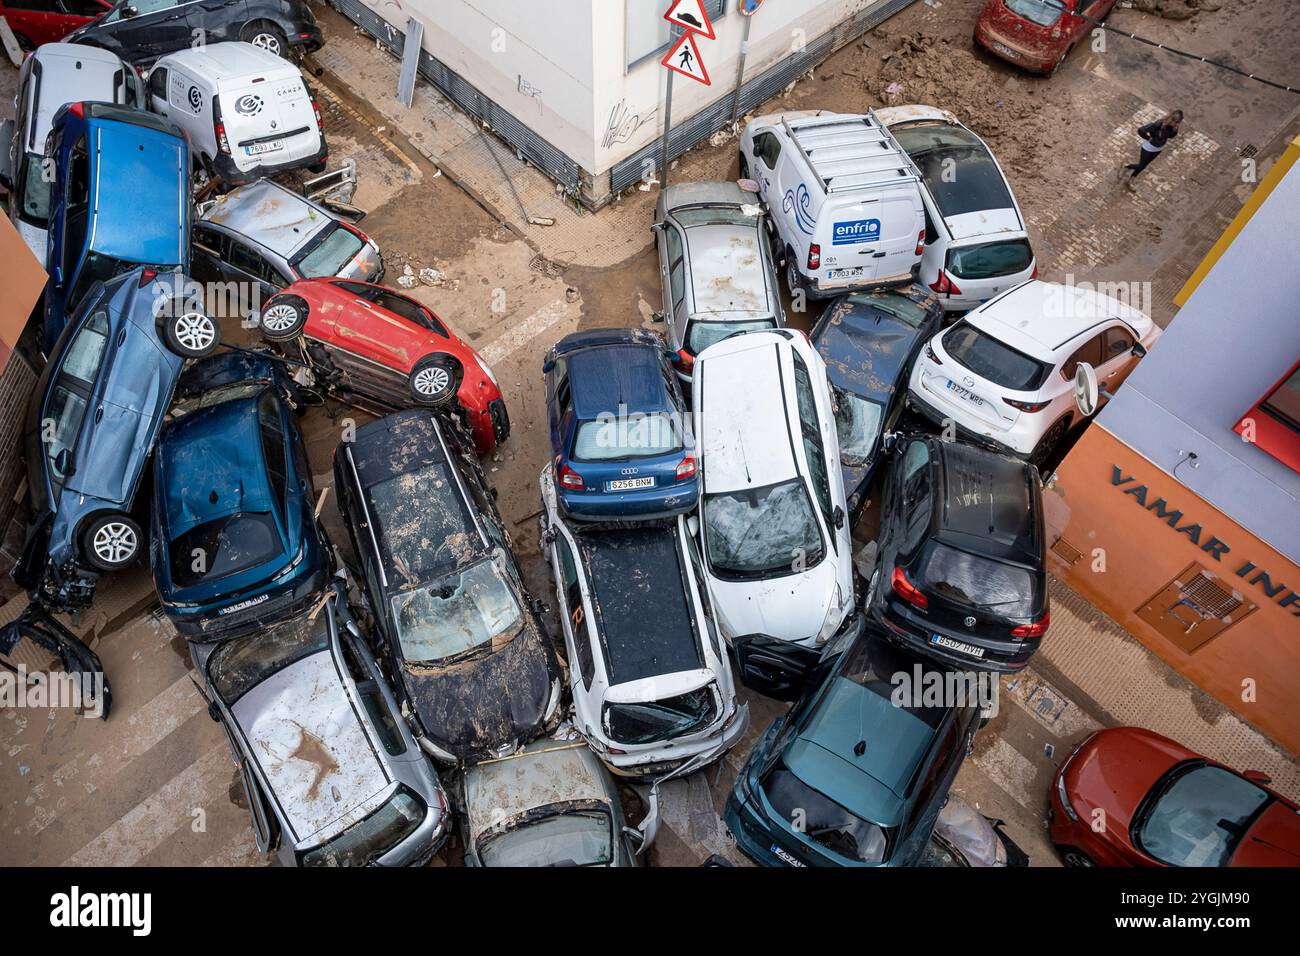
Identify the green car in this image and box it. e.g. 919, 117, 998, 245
725, 627, 982, 866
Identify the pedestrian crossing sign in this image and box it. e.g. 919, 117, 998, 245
661, 31, 711, 85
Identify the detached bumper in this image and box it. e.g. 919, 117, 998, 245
600, 703, 749, 782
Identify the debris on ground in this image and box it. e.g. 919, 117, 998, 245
1132, 0, 1223, 19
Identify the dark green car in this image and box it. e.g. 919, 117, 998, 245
725, 627, 982, 866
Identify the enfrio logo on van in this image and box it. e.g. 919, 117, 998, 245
831, 218, 881, 245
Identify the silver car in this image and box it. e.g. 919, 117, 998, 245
652, 180, 786, 382
190, 584, 450, 867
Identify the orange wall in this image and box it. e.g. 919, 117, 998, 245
1052, 426, 1300, 754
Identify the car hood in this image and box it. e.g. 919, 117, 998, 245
712, 557, 845, 645
1233, 801, 1300, 866
1066, 728, 1189, 833
464, 741, 610, 843
401, 619, 556, 760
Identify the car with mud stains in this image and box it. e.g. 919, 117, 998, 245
334, 409, 562, 764
810, 285, 944, 522
189, 583, 451, 867
258, 277, 509, 455
150, 351, 332, 638
14, 267, 220, 611
544, 328, 696, 521
974, 0, 1119, 75
538, 465, 748, 780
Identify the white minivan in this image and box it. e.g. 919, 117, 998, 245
691, 329, 864, 698
740, 110, 927, 299
146, 41, 326, 185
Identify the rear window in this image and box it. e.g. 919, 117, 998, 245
602, 684, 718, 745
295, 223, 364, 278
573, 412, 681, 461
170, 512, 283, 588
946, 240, 1032, 280
762, 765, 890, 864
843, 292, 930, 328
686, 318, 775, 355
942, 321, 1050, 391
1005, 0, 1065, 26
921, 543, 1038, 618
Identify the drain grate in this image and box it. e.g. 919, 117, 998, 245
1051, 537, 1082, 566
1238, 143, 1259, 158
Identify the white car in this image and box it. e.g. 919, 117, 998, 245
878, 105, 1036, 312
691, 328, 863, 695
538, 466, 748, 780
907, 280, 1161, 464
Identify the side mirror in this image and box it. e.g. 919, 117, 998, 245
529, 598, 549, 617
541, 357, 555, 375
650, 222, 665, 233
54, 448, 76, 476
1131, 342, 1147, 358
539, 524, 556, 548
832, 506, 845, 530
652, 311, 666, 324
1243, 770, 1272, 785
121, 3, 138, 16
881, 431, 897, 454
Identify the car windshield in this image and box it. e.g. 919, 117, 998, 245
942, 321, 1051, 391
573, 412, 681, 462
603, 684, 718, 744
21, 153, 50, 224
390, 553, 523, 663
703, 479, 823, 579
300, 787, 426, 867
208, 611, 330, 704
170, 380, 272, 419
1137, 764, 1271, 867
1005, 0, 1066, 27
762, 764, 890, 863
947, 240, 1033, 280
170, 512, 284, 589
672, 205, 760, 228
478, 809, 614, 867
843, 292, 930, 328
922, 543, 1038, 617
686, 318, 776, 354
832, 387, 884, 464
295, 223, 364, 278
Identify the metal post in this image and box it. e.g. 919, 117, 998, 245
730, 12, 754, 124
660, 67, 675, 188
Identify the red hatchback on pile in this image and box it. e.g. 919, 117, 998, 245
974, 0, 1118, 75
1049, 727, 1300, 867
258, 278, 509, 454
0, 0, 109, 51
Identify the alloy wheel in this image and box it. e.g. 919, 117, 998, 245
175, 312, 216, 353
92, 522, 138, 566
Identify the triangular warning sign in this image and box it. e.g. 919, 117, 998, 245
664, 0, 716, 39
661, 31, 711, 85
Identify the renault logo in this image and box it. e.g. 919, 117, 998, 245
964, 616, 976, 628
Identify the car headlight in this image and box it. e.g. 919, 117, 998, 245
543, 677, 563, 722
271, 543, 306, 582
1056, 773, 1078, 822
477, 354, 499, 387
815, 585, 845, 645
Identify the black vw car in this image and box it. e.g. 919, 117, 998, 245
865, 434, 1049, 673
811, 285, 943, 523
334, 409, 562, 764
68, 0, 322, 64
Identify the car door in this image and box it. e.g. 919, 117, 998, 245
545, 355, 571, 461
750, 129, 782, 210
659, 221, 688, 349
1059, 331, 1106, 413
184, 0, 247, 45
94, 0, 194, 61
2, 0, 61, 46
1098, 323, 1140, 392
189, 223, 227, 284
56, 0, 112, 35
226, 235, 285, 301
548, 527, 593, 696
146, 64, 170, 116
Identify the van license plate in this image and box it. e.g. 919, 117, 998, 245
945, 379, 985, 407
606, 476, 655, 491
246, 140, 285, 156
932, 634, 985, 659
827, 267, 864, 280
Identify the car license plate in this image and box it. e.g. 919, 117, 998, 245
770, 844, 806, 867
992, 41, 1021, 59
246, 140, 285, 156
945, 379, 985, 407
827, 266, 864, 280
931, 634, 986, 659
606, 476, 654, 491
220, 593, 270, 616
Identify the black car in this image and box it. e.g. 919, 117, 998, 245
811, 285, 944, 522
68, 0, 322, 64
865, 434, 1048, 673
334, 409, 563, 763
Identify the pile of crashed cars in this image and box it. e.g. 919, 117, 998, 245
10, 15, 1285, 870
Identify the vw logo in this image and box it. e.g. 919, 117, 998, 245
962, 376, 975, 389
620, 467, 639, 476
964, 616, 977, 628
234, 94, 263, 116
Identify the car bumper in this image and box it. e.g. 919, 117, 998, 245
874, 605, 1040, 673
212, 139, 328, 187
905, 383, 1035, 457
807, 268, 917, 300
558, 479, 699, 522
725, 787, 828, 867
974, 22, 1062, 73
165, 562, 331, 640
458, 382, 510, 455
289, 24, 325, 52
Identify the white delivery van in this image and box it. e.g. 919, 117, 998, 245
740, 110, 927, 299
146, 41, 326, 186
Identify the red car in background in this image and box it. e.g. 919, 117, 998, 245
974, 0, 1118, 74
1049, 727, 1300, 867
0, 0, 109, 50
258, 278, 510, 455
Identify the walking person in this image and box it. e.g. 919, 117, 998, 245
1123, 110, 1183, 186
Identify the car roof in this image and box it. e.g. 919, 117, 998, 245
575, 523, 702, 687
201, 179, 328, 256
567, 343, 673, 420
661, 180, 752, 210
931, 439, 1041, 563
26, 44, 125, 152
968, 280, 1153, 361
158, 41, 299, 83
87, 116, 188, 266
813, 293, 930, 402
683, 221, 772, 318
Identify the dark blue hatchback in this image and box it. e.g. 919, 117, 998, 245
149, 352, 331, 639
543, 328, 698, 521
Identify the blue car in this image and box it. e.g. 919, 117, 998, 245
150, 351, 331, 639
43, 101, 190, 350
14, 267, 221, 611
543, 328, 697, 521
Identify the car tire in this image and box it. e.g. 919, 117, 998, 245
242, 21, 289, 58
162, 306, 221, 358
1055, 844, 1096, 868
1029, 417, 1069, 468
259, 296, 309, 341
81, 514, 142, 572
784, 246, 804, 296
408, 354, 460, 406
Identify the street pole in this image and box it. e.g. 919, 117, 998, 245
660, 66, 675, 189
730, 11, 754, 124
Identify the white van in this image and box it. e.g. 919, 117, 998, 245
146, 41, 326, 186
740, 110, 927, 299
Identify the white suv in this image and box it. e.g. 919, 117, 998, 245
907, 280, 1161, 464
691, 329, 862, 691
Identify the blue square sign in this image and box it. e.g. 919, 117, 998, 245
832, 218, 881, 245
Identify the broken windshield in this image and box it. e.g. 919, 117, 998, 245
391, 552, 523, 663
603, 684, 718, 744
208, 611, 329, 704
922, 543, 1037, 617
1004, 0, 1066, 27
832, 387, 884, 464
703, 479, 824, 579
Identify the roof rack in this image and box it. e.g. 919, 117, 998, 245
781, 110, 920, 194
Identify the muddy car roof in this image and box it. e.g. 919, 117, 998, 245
812, 290, 934, 403
931, 439, 1041, 564
200, 179, 329, 258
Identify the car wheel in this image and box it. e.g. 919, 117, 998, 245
259, 296, 309, 341
1029, 417, 1069, 468
408, 354, 460, 406
162, 307, 221, 358
242, 22, 288, 58
81, 514, 142, 572
1055, 844, 1096, 868
784, 246, 804, 296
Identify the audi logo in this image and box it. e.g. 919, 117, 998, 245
620, 467, 640, 476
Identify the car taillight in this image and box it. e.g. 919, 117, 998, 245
915, 229, 925, 256
138, 268, 157, 287
676, 455, 696, 480
674, 348, 695, 372
558, 463, 584, 490
69, 101, 85, 119
930, 271, 961, 296
1012, 611, 1050, 639
891, 566, 928, 610
341, 221, 369, 243
1030, 263, 1038, 280
1003, 397, 1049, 412
214, 120, 230, 155
807, 243, 820, 270
311, 97, 323, 133
925, 343, 942, 365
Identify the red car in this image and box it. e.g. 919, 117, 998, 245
1049, 727, 1300, 867
974, 0, 1118, 75
258, 278, 510, 454
0, 0, 109, 50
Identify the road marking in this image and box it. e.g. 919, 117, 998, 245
970, 737, 1039, 812
313, 80, 422, 177
480, 298, 575, 365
